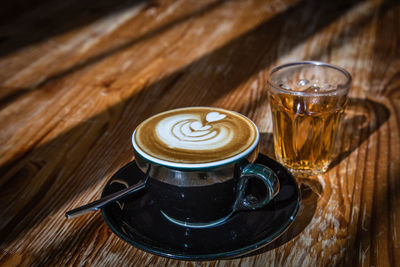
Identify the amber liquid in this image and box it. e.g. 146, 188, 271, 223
270, 92, 346, 174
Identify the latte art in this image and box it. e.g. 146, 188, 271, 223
134, 107, 258, 164
156, 112, 230, 150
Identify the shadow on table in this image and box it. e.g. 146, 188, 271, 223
0, 0, 232, 109
329, 97, 390, 170
0, 0, 146, 57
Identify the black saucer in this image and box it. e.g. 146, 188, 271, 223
101, 154, 300, 260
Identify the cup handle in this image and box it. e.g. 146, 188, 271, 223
234, 164, 280, 211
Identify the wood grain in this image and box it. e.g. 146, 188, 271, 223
0, 0, 399, 266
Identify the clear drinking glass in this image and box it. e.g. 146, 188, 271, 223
267, 61, 351, 175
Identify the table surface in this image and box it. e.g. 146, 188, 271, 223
0, 0, 399, 266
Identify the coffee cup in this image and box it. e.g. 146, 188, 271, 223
132, 107, 279, 228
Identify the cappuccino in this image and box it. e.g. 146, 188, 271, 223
133, 107, 258, 165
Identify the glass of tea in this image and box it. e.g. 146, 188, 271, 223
267, 61, 351, 175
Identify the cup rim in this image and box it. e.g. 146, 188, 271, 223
267, 61, 352, 97
131, 107, 260, 169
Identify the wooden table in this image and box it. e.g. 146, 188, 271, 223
1, 0, 399, 265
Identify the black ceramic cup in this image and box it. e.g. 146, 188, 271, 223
131, 109, 280, 228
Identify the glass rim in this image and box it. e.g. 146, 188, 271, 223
267, 61, 352, 97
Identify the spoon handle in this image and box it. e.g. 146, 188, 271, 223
65, 180, 146, 219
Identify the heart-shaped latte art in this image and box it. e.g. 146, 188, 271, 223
136, 107, 258, 163
206, 112, 226, 123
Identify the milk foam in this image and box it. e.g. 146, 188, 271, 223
133, 107, 258, 165
156, 112, 230, 151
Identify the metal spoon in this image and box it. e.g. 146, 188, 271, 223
65, 179, 146, 219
